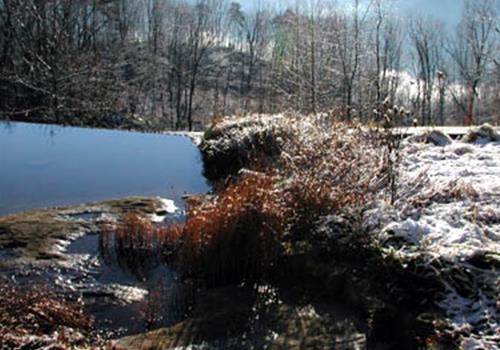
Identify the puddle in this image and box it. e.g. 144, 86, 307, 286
64, 231, 192, 336
66, 234, 100, 255
0, 206, 195, 337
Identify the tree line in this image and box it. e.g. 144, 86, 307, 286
0, 0, 498, 130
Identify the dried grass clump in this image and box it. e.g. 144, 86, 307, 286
178, 172, 285, 286
446, 180, 479, 200
409, 180, 479, 209
277, 119, 385, 236
100, 213, 183, 278
102, 173, 285, 287
0, 279, 94, 348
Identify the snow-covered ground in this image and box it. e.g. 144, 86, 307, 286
366, 136, 500, 349
389, 140, 500, 258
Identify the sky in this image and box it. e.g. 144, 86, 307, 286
239, 0, 464, 26
395, 0, 463, 25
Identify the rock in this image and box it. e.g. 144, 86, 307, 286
408, 130, 452, 146
311, 212, 363, 257
467, 251, 500, 270
462, 123, 500, 143
427, 130, 453, 146
453, 145, 474, 156
118, 285, 369, 350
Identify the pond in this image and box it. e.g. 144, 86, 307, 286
0, 121, 209, 216
0, 121, 211, 337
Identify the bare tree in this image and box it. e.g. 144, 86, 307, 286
408, 16, 444, 125
448, 0, 496, 125
1, 0, 497, 129
371, 0, 402, 112
334, 0, 371, 119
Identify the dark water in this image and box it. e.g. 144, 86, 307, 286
0, 122, 209, 215
2, 228, 190, 336
65, 231, 190, 336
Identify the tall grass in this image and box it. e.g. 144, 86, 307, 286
103, 173, 284, 287
100, 213, 183, 279
178, 172, 285, 286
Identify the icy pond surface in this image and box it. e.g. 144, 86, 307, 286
0, 122, 209, 215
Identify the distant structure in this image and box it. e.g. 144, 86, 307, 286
413, 118, 418, 127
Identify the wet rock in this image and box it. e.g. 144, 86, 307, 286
0, 197, 169, 261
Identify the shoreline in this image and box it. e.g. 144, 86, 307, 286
1, 115, 499, 349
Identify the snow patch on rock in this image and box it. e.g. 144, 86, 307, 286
149, 197, 179, 223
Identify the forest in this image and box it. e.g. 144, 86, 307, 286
0, 0, 498, 130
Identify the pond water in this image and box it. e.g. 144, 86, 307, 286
0, 121, 210, 336
0, 122, 209, 216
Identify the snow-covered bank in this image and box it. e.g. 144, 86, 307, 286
366, 136, 500, 349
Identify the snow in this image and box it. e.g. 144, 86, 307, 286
149, 197, 179, 223
378, 140, 500, 258
366, 137, 500, 348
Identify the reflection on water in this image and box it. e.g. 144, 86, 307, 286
0, 121, 209, 216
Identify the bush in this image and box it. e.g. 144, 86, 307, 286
277, 119, 386, 237
199, 115, 286, 181
0, 279, 95, 348
178, 172, 285, 286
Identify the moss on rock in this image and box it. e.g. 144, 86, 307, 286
199, 115, 286, 181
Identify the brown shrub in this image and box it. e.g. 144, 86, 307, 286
0, 279, 94, 348
178, 172, 285, 286
103, 117, 392, 287
101, 173, 284, 287
277, 120, 384, 237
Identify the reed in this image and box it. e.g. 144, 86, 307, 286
178, 172, 284, 286
0, 278, 94, 348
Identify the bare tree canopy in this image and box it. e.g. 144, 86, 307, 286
0, 0, 498, 129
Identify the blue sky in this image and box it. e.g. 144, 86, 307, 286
238, 0, 464, 26
395, 0, 463, 25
